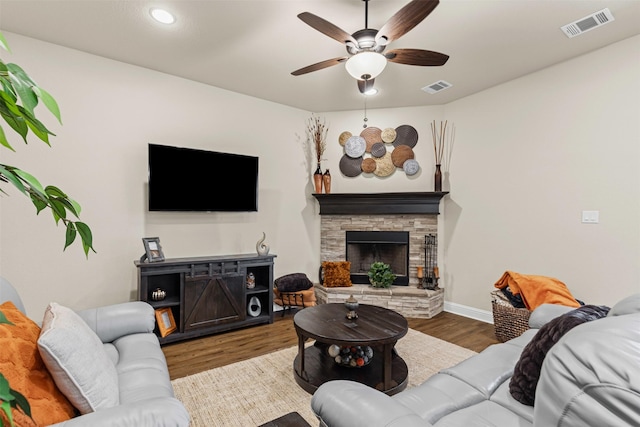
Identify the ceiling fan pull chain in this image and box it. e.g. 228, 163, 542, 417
363, 95, 368, 128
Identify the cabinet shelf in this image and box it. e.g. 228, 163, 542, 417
149, 296, 181, 309
136, 253, 276, 345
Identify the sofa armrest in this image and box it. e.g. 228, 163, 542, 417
77, 301, 155, 343
47, 396, 189, 427
528, 303, 575, 329
533, 313, 640, 427
311, 380, 430, 427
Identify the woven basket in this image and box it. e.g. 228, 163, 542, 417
491, 290, 530, 342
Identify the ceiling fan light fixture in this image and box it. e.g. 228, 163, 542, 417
345, 52, 387, 80
150, 8, 175, 25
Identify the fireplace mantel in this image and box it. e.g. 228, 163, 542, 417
312, 192, 448, 215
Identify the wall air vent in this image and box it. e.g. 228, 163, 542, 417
561, 8, 614, 38
422, 80, 452, 94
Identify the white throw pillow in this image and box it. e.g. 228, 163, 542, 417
37, 302, 120, 414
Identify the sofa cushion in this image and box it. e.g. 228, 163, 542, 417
274, 273, 313, 293
509, 304, 610, 405
607, 293, 640, 317
0, 301, 75, 426
321, 261, 352, 288
38, 302, 120, 414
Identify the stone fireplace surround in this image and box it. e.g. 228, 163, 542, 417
313, 192, 447, 319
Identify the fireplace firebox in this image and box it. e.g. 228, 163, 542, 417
345, 231, 410, 286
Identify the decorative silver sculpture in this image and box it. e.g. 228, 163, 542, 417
256, 232, 270, 256
345, 294, 359, 320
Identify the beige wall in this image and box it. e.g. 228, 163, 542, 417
1, 31, 638, 319
320, 35, 640, 312
0, 33, 318, 316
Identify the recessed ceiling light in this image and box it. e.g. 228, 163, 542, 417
150, 8, 175, 25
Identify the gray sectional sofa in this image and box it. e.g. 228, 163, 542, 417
0, 278, 189, 427
311, 294, 640, 427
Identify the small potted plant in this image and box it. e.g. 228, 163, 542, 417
367, 262, 396, 288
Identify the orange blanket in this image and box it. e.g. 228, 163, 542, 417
494, 271, 580, 311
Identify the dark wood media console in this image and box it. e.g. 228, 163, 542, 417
135, 253, 276, 344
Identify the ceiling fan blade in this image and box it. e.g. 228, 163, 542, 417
357, 78, 375, 94
298, 12, 358, 45
385, 48, 449, 66
375, 0, 440, 45
291, 57, 348, 76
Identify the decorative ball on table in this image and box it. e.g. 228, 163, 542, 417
327, 345, 374, 368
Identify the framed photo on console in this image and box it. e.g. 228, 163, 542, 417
142, 237, 165, 262
155, 308, 177, 337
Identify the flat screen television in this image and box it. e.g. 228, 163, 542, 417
148, 143, 258, 212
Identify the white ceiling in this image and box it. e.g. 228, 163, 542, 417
1, 0, 639, 112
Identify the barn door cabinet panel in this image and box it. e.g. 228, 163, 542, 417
135, 254, 276, 344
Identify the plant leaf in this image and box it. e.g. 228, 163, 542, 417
44, 185, 67, 198
0, 109, 28, 143
6, 65, 38, 115
0, 401, 14, 427
0, 165, 27, 194
9, 388, 31, 417
0, 125, 14, 151
32, 86, 61, 124
0, 311, 14, 326
64, 223, 77, 251
12, 168, 45, 195
49, 198, 67, 220
75, 222, 95, 257
0, 32, 11, 53
29, 193, 48, 214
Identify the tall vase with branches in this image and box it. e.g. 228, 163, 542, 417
306, 114, 327, 194
431, 120, 455, 192
0, 31, 95, 426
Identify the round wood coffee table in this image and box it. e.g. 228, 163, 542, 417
293, 303, 408, 395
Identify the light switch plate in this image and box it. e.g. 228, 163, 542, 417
581, 210, 599, 224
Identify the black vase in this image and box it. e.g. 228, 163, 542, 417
434, 164, 442, 192
313, 163, 323, 194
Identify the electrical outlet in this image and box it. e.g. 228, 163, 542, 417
581, 210, 599, 224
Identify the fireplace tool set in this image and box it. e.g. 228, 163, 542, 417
419, 234, 439, 290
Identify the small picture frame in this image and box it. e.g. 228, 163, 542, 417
142, 237, 165, 262
155, 308, 177, 338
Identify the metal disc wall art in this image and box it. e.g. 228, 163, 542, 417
345, 135, 366, 158
391, 145, 414, 167
393, 125, 418, 148
337, 123, 421, 179
370, 142, 386, 158
360, 127, 382, 153
338, 131, 352, 146
339, 154, 363, 177
361, 158, 377, 173
403, 159, 420, 176
381, 128, 397, 143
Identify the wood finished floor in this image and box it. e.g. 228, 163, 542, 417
163, 309, 500, 380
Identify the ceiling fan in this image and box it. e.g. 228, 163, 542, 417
291, 0, 449, 93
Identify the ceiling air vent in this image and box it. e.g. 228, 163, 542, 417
561, 8, 614, 38
422, 80, 452, 94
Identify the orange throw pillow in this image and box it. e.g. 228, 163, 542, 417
0, 301, 75, 426
322, 261, 353, 288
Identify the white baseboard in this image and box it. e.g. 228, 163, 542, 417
444, 301, 494, 324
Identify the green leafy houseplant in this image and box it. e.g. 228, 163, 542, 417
0, 31, 95, 426
367, 262, 396, 288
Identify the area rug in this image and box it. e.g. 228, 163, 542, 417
171, 329, 477, 426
